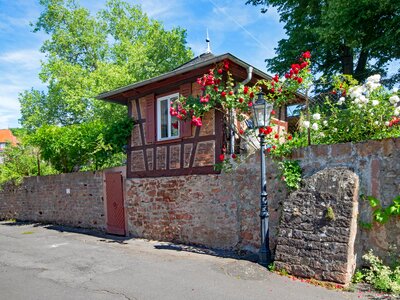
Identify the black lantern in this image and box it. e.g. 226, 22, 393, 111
251, 92, 273, 128
251, 91, 272, 266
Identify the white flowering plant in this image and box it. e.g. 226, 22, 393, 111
301, 74, 400, 144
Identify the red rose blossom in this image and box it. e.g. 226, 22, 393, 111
221, 91, 227, 97
302, 51, 311, 59
231, 154, 237, 159
287, 135, 293, 140
218, 69, 223, 74
271, 109, 276, 115
243, 86, 249, 94
219, 154, 225, 161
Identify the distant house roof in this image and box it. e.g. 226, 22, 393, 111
0, 129, 18, 149
97, 52, 273, 104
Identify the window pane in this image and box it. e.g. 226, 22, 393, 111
170, 96, 179, 137
160, 99, 168, 138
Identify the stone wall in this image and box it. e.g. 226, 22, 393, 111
0, 138, 398, 273
125, 138, 400, 267
274, 168, 359, 284
290, 138, 400, 264
0, 171, 105, 230
125, 154, 286, 253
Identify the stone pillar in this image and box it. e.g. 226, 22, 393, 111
274, 168, 359, 285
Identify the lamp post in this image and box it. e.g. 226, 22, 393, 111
251, 91, 273, 266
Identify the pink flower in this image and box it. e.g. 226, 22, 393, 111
191, 116, 202, 127
170, 107, 178, 116
200, 95, 210, 103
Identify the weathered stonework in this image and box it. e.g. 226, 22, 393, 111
131, 150, 145, 172
0, 138, 398, 280
156, 146, 167, 170
290, 138, 400, 265
274, 168, 359, 284
169, 145, 181, 169
193, 141, 215, 167
146, 149, 154, 171
0, 171, 105, 230
183, 144, 193, 168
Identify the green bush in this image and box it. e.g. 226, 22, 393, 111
363, 250, 400, 295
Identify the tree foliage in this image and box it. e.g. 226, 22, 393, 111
0, 137, 57, 187
246, 0, 400, 85
29, 115, 133, 173
19, 0, 193, 129
15, 0, 193, 175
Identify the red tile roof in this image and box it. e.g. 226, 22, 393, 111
0, 129, 18, 146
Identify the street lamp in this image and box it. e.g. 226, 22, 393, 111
251, 91, 273, 266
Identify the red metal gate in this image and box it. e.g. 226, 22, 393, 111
105, 172, 125, 235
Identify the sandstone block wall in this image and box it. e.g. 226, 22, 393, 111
0, 171, 105, 230
124, 153, 286, 252
290, 138, 400, 264
274, 168, 359, 284
0, 138, 398, 272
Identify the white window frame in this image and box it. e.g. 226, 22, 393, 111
157, 93, 180, 141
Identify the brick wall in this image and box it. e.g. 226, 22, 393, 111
0, 171, 105, 230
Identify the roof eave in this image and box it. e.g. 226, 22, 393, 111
96, 53, 272, 102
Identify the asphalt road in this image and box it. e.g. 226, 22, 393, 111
0, 221, 386, 300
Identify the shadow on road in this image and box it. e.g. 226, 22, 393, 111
0, 220, 130, 245
153, 242, 259, 263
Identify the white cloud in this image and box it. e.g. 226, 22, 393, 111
132, 0, 188, 20
0, 49, 44, 70
0, 100, 20, 129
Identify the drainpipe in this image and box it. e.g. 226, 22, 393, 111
230, 66, 253, 154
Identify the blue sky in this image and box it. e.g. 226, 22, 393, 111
0, 0, 285, 129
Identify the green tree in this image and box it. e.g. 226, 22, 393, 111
16, 0, 192, 174
19, 0, 193, 129
0, 139, 57, 187
29, 116, 133, 173
246, 0, 400, 85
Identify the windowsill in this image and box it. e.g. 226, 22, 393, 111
155, 137, 182, 145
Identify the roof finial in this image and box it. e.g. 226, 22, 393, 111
205, 29, 211, 54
